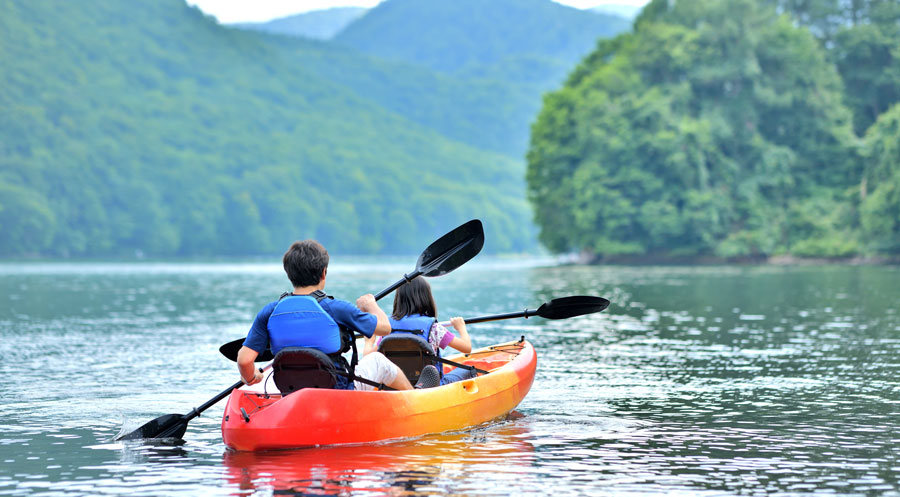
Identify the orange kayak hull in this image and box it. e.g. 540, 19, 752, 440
221, 339, 537, 451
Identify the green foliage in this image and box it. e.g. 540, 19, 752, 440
860, 103, 900, 253
832, 23, 900, 135
528, 0, 863, 260
0, 182, 56, 255
763, 0, 900, 136
0, 0, 535, 258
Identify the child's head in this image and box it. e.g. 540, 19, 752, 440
392, 276, 437, 319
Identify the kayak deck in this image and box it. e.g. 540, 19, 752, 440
221, 338, 537, 451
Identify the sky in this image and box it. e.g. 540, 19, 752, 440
186, 0, 651, 24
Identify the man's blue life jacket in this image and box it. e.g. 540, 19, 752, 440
267, 292, 357, 389
269, 295, 343, 355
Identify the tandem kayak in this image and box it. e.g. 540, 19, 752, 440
221, 338, 537, 451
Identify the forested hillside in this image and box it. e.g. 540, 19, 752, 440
527, 0, 900, 261
0, 0, 534, 257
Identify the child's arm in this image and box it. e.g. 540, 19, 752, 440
447, 316, 472, 353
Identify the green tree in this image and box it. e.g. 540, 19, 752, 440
0, 182, 56, 255
832, 21, 900, 135
528, 0, 859, 260
762, 0, 900, 136
860, 103, 900, 253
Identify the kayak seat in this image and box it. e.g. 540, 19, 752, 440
378, 334, 440, 384
272, 347, 338, 395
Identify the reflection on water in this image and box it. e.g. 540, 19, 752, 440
1, 261, 899, 495
223, 418, 535, 496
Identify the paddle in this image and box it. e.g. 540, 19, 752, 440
218, 219, 484, 363
437, 295, 610, 327
119, 220, 483, 441
118, 220, 482, 441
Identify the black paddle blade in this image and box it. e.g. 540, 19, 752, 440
219, 340, 273, 363
535, 296, 610, 320
116, 413, 188, 441
416, 219, 484, 277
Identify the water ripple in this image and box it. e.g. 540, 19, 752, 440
1, 262, 899, 495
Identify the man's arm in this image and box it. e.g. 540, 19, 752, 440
237, 346, 262, 385
238, 303, 274, 385
356, 293, 391, 336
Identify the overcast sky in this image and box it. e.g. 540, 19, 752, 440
186, 0, 650, 23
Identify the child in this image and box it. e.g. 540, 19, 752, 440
364, 276, 476, 386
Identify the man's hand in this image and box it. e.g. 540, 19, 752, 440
357, 293, 391, 336
243, 370, 263, 385
356, 293, 376, 312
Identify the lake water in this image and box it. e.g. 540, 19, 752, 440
1, 259, 898, 496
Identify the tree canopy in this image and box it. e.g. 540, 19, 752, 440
527, 0, 900, 260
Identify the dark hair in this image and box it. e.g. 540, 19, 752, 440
282, 240, 329, 288
392, 276, 437, 319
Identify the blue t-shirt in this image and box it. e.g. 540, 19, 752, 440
243, 297, 378, 355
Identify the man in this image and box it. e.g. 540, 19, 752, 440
237, 240, 415, 391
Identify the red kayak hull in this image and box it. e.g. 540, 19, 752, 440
221, 339, 537, 451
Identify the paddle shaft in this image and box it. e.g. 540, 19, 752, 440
188, 365, 268, 420
439, 310, 534, 327
184, 378, 243, 423
374, 271, 421, 301
144, 380, 248, 439
436, 296, 610, 327
117, 367, 266, 440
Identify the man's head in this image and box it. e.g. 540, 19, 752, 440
283, 240, 329, 288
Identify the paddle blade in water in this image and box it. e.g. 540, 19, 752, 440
535, 296, 610, 320
117, 413, 187, 441
416, 219, 484, 277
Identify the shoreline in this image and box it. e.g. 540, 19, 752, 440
568, 253, 900, 266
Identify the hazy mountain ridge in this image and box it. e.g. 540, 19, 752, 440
329, 0, 631, 157
232, 7, 367, 40
589, 4, 643, 19
0, 0, 633, 258
334, 0, 631, 78
0, 0, 533, 257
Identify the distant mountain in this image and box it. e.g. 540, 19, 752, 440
0, 0, 533, 257
589, 4, 643, 19
233, 7, 367, 40
333, 0, 631, 81
0, 0, 633, 258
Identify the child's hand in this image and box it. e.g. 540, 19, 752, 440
450, 316, 465, 330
